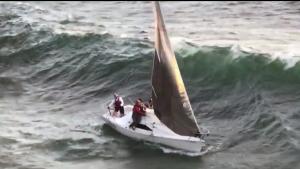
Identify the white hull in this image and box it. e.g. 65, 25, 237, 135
102, 105, 207, 153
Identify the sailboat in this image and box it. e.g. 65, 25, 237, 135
102, 1, 209, 153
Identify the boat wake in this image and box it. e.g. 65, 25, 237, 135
159, 146, 209, 157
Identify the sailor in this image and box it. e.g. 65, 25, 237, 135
107, 93, 124, 117
129, 98, 146, 130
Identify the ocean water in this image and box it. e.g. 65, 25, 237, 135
0, 1, 300, 169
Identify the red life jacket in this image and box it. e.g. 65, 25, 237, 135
114, 97, 121, 108
133, 104, 145, 116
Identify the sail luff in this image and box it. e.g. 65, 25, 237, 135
151, 1, 200, 136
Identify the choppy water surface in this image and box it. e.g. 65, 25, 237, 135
0, 1, 300, 169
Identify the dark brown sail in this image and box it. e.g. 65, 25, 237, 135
151, 1, 200, 136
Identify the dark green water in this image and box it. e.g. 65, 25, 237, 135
0, 1, 300, 169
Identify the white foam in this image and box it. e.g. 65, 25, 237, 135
120, 34, 129, 38
159, 145, 214, 156
272, 46, 300, 69
169, 36, 300, 68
